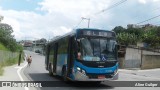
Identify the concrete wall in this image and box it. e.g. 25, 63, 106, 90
141, 55, 160, 69
142, 50, 160, 55
0, 50, 19, 62
118, 57, 125, 69
124, 48, 141, 68
123, 47, 160, 69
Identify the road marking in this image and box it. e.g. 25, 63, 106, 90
16, 62, 28, 81
15, 54, 29, 90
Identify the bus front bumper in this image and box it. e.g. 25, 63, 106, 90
74, 71, 118, 81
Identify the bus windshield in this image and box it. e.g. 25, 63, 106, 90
78, 37, 117, 61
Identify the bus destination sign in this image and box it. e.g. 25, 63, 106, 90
82, 30, 114, 37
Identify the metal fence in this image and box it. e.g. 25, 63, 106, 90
0, 50, 19, 62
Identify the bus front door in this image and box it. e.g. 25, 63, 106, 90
67, 36, 74, 78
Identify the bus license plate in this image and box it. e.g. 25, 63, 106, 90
98, 75, 105, 79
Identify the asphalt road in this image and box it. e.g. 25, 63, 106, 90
23, 51, 160, 90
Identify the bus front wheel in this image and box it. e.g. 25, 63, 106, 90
62, 67, 68, 82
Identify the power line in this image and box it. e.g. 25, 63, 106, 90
74, 0, 128, 28
132, 6, 160, 20
95, 0, 127, 15
136, 14, 160, 25
74, 19, 83, 28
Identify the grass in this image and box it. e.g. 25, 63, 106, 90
0, 43, 24, 76
0, 65, 4, 76
0, 43, 9, 51
0, 52, 24, 76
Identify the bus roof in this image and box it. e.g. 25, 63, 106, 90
47, 28, 114, 45
76, 28, 112, 32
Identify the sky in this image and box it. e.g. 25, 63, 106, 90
0, 0, 160, 41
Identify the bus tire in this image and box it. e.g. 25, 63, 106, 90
95, 81, 101, 85
90, 81, 101, 85
49, 63, 53, 76
62, 67, 68, 82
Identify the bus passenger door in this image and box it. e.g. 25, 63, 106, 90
45, 45, 50, 70
53, 43, 58, 74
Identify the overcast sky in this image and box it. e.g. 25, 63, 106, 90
0, 0, 160, 41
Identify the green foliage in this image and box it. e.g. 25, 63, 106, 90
0, 15, 3, 22
0, 52, 24, 76
16, 44, 23, 52
156, 27, 160, 36
126, 27, 144, 38
112, 26, 126, 34
113, 25, 160, 47
117, 32, 138, 45
141, 27, 160, 47
0, 66, 4, 76
0, 56, 18, 75
0, 43, 9, 51
0, 16, 24, 75
0, 23, 22, 52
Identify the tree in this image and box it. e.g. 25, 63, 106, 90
156, 26, 160, 37
112, 26, 126, 34
117, 32, 138, 45
140, 27, 160, 47
0, 15, 4, 22
112, 25, 160, 47
0, 23, 19, 51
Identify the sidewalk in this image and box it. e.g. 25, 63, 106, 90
119, 68, 160, 81
0, 59, 28, 90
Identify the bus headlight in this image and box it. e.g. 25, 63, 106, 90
77, 67, 81, 71
76, 67, 86, 75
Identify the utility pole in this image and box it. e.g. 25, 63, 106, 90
34, 39, 37, 52
18, 51, 22, 66
88, 18, 90, 28
82, 17, 90, 28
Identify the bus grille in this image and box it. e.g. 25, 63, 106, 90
86, 73, 113, 79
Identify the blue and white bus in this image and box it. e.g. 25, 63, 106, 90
45, 28, 118, 83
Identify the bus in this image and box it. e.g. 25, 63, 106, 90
45, 28, 118, 83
